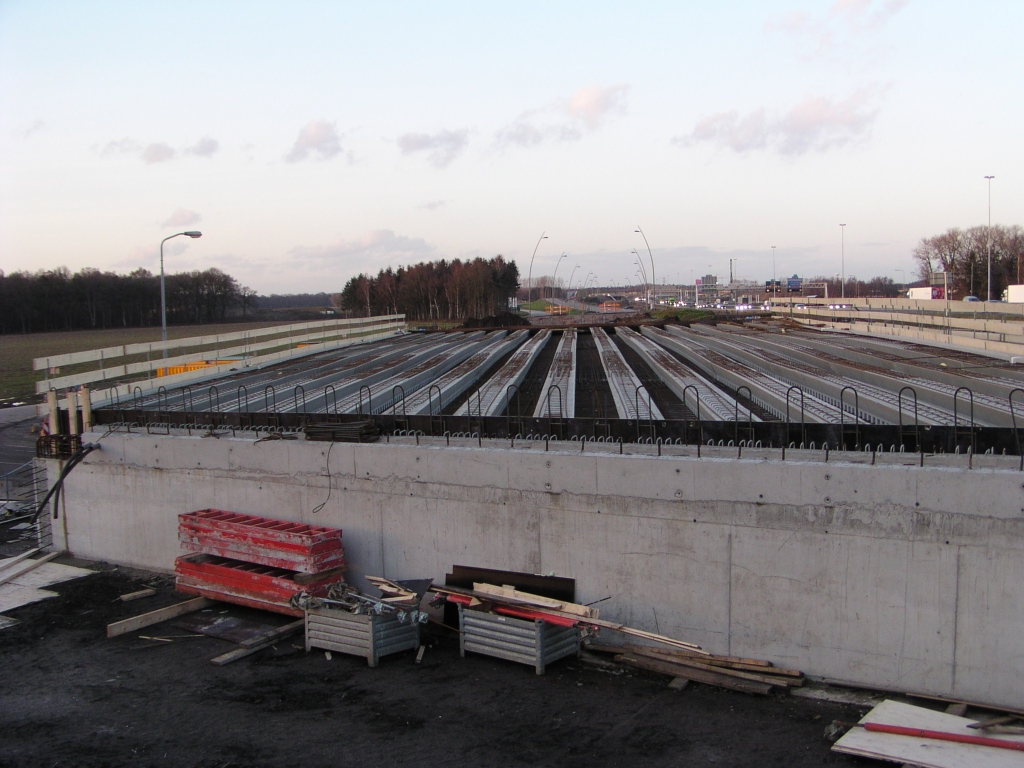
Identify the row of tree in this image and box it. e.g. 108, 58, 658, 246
337, 256, 520, 321
913, 225, 1024, 299
0, 267, 255, 334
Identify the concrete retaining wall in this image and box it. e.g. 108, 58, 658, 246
50, 432, 1024, 709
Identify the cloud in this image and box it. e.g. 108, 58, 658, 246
766, 0, 909, 52
101, 137, 143, 156
288, 229, 434, 265
397, 130, 469, 168
186, 136, 219, 157
494, 84, 629, 149
285, 120, 342, 162
20, 119, 45, 139
142, 142, 176, 164
676, 90, 880, 155
162, 208, 202, 228
100, 136, 217, 163
418, 200, 445, 211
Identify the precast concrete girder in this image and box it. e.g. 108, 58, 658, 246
404, 331, 528, 415
534, 328, 576, 418
455, 330, 552, 417
616, 327, 754, 421
591, 327, 663, 420
644, 326, 836, 423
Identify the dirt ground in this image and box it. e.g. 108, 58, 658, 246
0, 561, 888, 768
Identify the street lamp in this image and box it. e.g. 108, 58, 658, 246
771, 245, 776, 302
551, 252, 568, 300
567, 263, 581, 293
985, 175, 995, 301
632, 249, 649, 304
840, 224, 846, 299
526, 232, 548, 310
635, 227, 656, 307
160, 231, 202, 359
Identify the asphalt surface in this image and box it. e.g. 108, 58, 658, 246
0, 564, 886, 768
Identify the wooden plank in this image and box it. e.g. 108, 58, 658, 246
626, 647, 801, 687
473, 582, 597, 618
639, 647, 803, 677
211, 621, 304, 665
239, 619, 304, 649
119, 588, 157, 602
586, 643, 779, 670
0, 548, 41, 574
106, 597, 213, 638
906, 693, 1024, 720
0, 552, 60, 587
833, 699, 1024, 768
616, 653, 773, 695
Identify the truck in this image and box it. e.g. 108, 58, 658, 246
1007, 285, 1024, 303
908, 286, 945, 300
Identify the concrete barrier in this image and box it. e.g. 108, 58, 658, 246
49, 432, 1024, 709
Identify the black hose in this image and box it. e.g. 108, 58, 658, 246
32, 443, 98, 522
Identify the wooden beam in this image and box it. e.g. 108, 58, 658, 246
0, 551, 60, 587
211, 620, 304, 665
0, 548, 40, 574
106, 597, 213, 638
616, 654, 773, 695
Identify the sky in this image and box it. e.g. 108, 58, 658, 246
1, 1, 1021, 294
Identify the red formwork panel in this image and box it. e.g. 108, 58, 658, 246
178, 509, 345, 574
174, 553, 337, 617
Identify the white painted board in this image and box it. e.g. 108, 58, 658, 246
0, 584, 58, 614
832, 699, 1024, 768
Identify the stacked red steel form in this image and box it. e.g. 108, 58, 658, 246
175, 509, 346, 616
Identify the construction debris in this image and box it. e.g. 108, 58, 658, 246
106, 596, 213, 637
119, 588, 156, 602
0, 553, 93, 619
296, 580, 426, 667
178, 509, 346, 573
832, 699, 1024, 766
174, 510, 348, 616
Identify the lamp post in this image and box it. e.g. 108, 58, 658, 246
771, 245, 776, 303
525, 232, 548, 310
632, 249, 649, 305
840, 224, 846, 299
985, 175, 995, 301
551, 252, 568, 301
567, 263, 580, 293
635, 227, 655, 307
160, 231, 202, 359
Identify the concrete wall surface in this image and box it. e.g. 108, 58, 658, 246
50, 431, 1024, 709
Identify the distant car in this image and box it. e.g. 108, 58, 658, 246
963, 296, 980, 302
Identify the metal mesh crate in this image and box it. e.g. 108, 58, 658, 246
305, 606, 420, 667
459, 605, 580, 675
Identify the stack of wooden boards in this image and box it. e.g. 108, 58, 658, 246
587, 643, 804, 695
175, 510, 346, 616
433, 583, 706, 654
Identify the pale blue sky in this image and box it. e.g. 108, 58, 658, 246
1, 1, 1020, 293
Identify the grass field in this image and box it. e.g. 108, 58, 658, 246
0, 322, 284, 404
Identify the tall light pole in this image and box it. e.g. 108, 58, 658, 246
771, 246, 776, 303
635, 226, 655, 307
160, 231, 202, 359
567, 263, 581, 294
551, 252, 568, 300
985, 175, 995, 301
526, 232, 548, 310
840, 224, 846, 299
632, 249, 649, 305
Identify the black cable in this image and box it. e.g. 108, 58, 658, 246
31, 443, 98, 522
311, 439, 336, 514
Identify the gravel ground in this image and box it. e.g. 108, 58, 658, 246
0, 562, 884, 768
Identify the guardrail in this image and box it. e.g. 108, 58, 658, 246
34, 314, 406, 394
